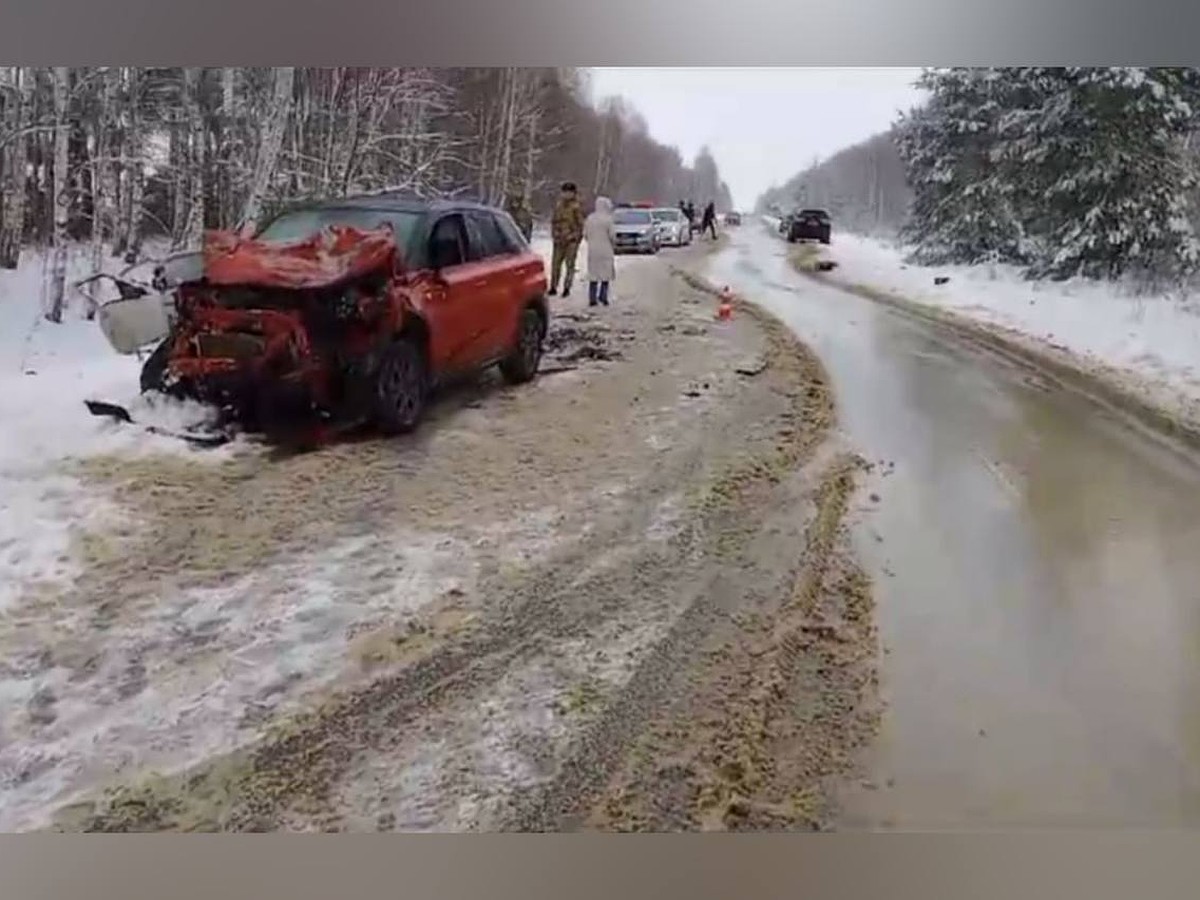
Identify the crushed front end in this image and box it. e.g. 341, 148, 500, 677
156, 225, 407, 442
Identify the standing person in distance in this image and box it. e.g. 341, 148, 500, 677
684, 200, 696, 234
701, 201, 718, 240
583, 195, 616, 308
549, 181, 585, 298
505, 190, 534, 242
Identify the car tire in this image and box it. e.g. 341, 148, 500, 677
373, 336, 428, 435
821, 235, 831, 245
499, 307, 544, 385
139, 338, 191, 399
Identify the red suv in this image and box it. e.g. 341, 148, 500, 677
140, 195, 548, 440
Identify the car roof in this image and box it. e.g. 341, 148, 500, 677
273, 193, 502, 217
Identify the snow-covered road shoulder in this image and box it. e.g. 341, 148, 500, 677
0, 249, 243, 610
768, 219, 1200, 441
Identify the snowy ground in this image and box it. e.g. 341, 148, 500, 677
0, 245, 236, 612
762, 216, 1200, 430
0, 239, 560, 612
0, 233, 864, 833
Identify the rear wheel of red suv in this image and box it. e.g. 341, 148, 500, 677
373, 337, 428, 435
499, 307, 544, 385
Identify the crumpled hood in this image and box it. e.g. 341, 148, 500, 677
202, 225, 399, 290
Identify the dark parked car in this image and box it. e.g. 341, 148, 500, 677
787, 209, 831, 244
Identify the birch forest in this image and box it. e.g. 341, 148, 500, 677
0, 67, 734, 321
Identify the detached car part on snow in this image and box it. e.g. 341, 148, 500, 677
77, 251, 202, 354
90, 196, 550, 446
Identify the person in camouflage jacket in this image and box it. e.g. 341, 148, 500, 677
549, 181, 585, 297
505, 191, 534, 242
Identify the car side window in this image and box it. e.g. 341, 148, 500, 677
461, 213, 492, 263
429, 214, 467, 269
493, 213, 529, 252
470, 211, 522, 257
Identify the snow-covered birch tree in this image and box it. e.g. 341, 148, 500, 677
44, 67, 71, 323
240, 66, 294, 236
0, 66, 31, 269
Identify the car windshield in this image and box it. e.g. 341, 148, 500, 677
614, 209, 652, 225
651, 209, 680, 222
799, 209, 829, 218
256, 207, 424, 248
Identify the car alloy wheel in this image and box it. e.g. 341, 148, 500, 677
500, 308, 543, 384
374, 338, 427, 434
520, 311, 541, 370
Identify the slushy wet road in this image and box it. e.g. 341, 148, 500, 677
705, 226, 1200, 828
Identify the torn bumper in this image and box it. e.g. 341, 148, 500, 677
165, 306, 331, 428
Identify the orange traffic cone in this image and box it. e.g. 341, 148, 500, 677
716, 286, 734, 321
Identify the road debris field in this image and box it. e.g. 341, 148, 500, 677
1, 243, 880, 832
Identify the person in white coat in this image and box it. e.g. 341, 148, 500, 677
583, 195, 616, 307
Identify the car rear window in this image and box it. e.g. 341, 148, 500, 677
650, 209, 680, 222
614, 209, 652, 225
799, 209, 829, 218
256, 207, 424, 251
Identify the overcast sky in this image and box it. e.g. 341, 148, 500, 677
589, 68, 925, 209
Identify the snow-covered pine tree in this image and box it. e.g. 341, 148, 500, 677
894, 67, 1028, 267
1000, 67, 1200, 281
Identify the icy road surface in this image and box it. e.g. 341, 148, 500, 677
706, 226, 1200, 827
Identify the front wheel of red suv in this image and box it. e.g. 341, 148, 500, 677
500, 307, 544, 385
373, 337, 428, 435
